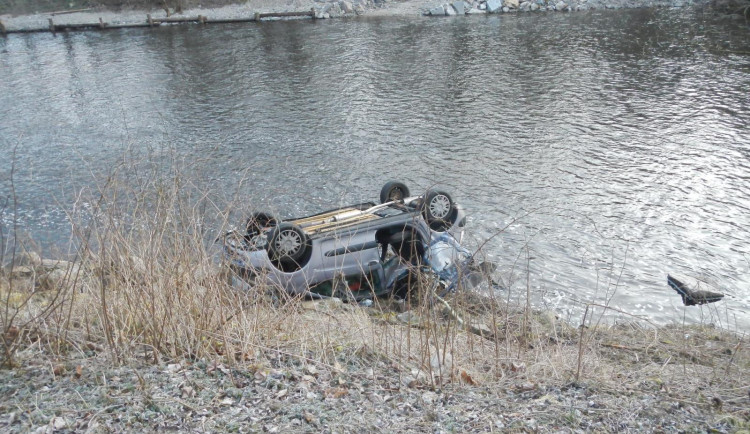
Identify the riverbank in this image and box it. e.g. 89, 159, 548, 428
0, 0, 718, 34
2, 249, 749, 432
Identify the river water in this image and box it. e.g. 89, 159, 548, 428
1, 9, 749, 329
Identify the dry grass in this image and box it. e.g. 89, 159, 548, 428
1, 157, 749, 431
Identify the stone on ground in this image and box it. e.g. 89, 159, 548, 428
487, 0, 504, 12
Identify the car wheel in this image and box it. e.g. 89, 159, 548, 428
423, 189, 455, 229
266, 223, 310, 264
246, 212, 279, 237
380, 181, 410, 204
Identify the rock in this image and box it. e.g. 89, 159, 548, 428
525, 419, 539, 431
446, 4, 458, 15
40, 268, 68, 291
536, 310, 557, 333
531, 2, 540, 10
430, 351, 453, 374
452, 1, 467, 14
427, 5, 446, 15
422, 391, 439, 404
520, 1, 531, 10
411, 368, 429, 383
9, 265, 35, 279
503, 6, 511, 11
397, 311, 421, 325
14, 251, 42, 268
39, 258, 74, 272
166, 363, 182, 373
478, 1, 487, 9
486, 0, 504, 11
504, 0, 520, 7
51, 416, 68, 430
401, 375, 418, 388
340, 1, 354, 13
556, 1, 568, 9
302, 297, 344, 312
123, 255, 147, 277
181, 386, 195, 398
532, 393, 560, 406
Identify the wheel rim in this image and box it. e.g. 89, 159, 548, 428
389, 188, 404, 201
275, 229, 302, 256
429, 194, 451, 219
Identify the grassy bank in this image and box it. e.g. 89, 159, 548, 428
1, 155, 748, 432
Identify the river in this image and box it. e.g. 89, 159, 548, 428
1, 8, 749, 329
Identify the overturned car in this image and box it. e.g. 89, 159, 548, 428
221, 181, 485, 300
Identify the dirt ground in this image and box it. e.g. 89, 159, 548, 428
1, 289, 749, 433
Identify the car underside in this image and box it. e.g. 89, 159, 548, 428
221, 181, 480, 300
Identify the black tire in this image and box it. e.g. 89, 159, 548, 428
266, 223, 310, 264
422, 189, 455, 229
245, 212, 279, 237
380, 181, 410, 204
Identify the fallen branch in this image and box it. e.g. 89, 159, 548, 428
601, 342, 640, 351
433, 291, 496, 342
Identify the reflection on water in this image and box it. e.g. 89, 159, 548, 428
1, 9, 749, 329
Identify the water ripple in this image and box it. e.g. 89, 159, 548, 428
1, 9, 749, 329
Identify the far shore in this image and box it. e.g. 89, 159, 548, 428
0, 0, 713, 35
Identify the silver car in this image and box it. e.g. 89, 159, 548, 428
222, 181, 471, 300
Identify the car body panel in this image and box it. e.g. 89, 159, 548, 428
222, 193, 470, 299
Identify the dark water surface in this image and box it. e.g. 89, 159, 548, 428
2, 9, 749, 329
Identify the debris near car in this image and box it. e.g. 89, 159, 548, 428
667, 274, 724, 306
221, 181, 491, 300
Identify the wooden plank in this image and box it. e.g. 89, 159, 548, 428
0, 9, 318, 35
152, 16, 202, 24
200, 17, 257, 24
49, 8, 92, 16
257, 10, 315, 18
101, 23, 151, 29
305, 214, 379, 234
51, 23, 108, 31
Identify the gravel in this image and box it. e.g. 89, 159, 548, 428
1, 320, 748, 433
